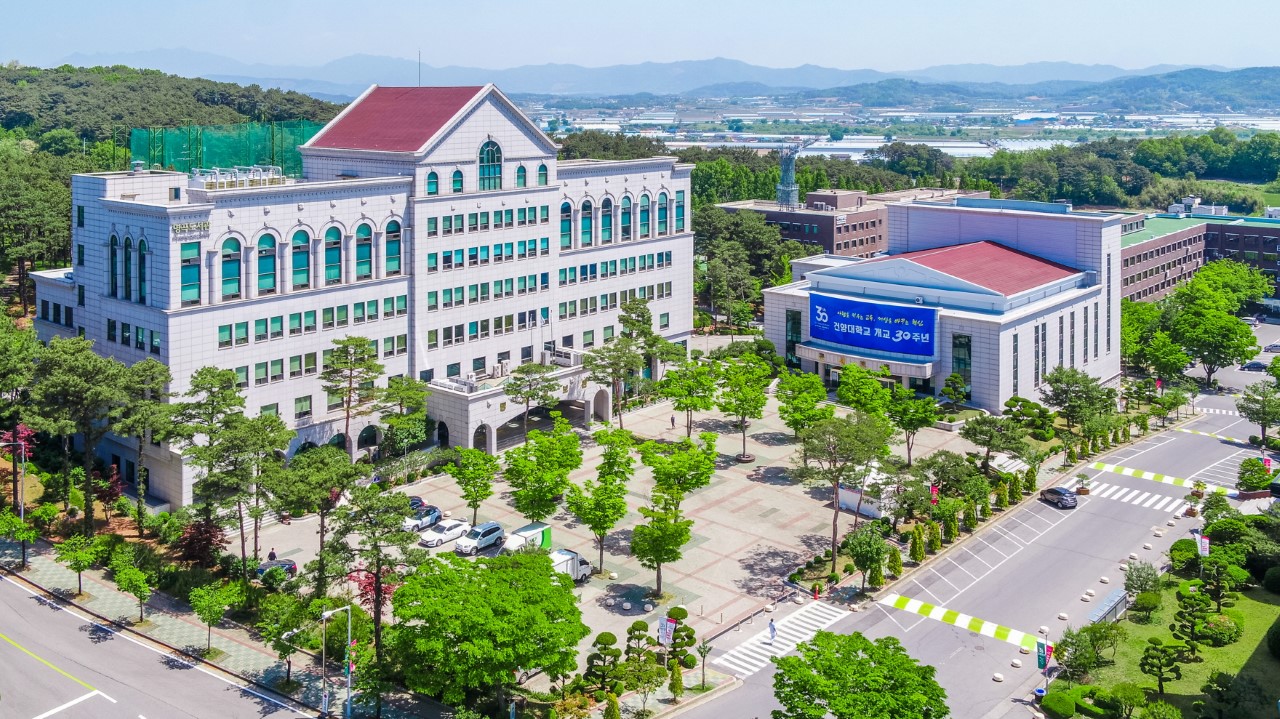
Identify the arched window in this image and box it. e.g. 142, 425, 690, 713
657, 192, 669, 235
451, 169, 463, 193
560, 202, 573, 250
537, 163, 548, 186
621, 198, 632, 241
108, 235, 119, 297
515, 165, 527, 188
639, 194, 651, 238
257, 235, 277, 295
355, 223, 373, 280
580, 200, 593, 247
291, 230, 311, 290
478, 141, 502, 191
385, 220, 402, 276
324, 227, 343, 286
221, 238, 242, 300
426, 171, 439, 196
601, 198, 614, 243
123, 238, 133, 301
137, 240, 148, 304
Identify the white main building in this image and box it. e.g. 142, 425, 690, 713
34, 85, 694, 507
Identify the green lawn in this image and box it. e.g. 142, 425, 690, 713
1085, 581, 1280, 718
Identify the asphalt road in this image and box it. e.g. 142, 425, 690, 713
0, 575, 311, 719
684, 404, 1255, 719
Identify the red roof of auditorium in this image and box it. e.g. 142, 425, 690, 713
866, 241, 1080, 296
308, 86, 486, 152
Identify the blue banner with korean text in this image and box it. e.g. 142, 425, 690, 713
809, 293, 937, 357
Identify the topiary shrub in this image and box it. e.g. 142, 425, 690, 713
1264, 567, 1280, 594
843, 562, 855, 576
1042, 691, 1077, 719
827, 572, 840, 585
811, 581, 823, 596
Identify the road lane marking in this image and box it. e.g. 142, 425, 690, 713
968, 533, 1010, 558
1141, 494, 1161, 507
878, 594, 1039, 650
928, 565, 965, 593
1089, 462, 1230, 492
31, 690, 103, 719
0, 577, 308, 717
0, 631, 96, 692
959, 546, 995, 569
1175, 428, 1249, 444
945, 556, 979, 580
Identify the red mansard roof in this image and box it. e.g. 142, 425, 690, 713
867, 241, 1080, 296
309, 86, 486, 152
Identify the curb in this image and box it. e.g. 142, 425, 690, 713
660, 676, 743, 719
0, 560, 320, 718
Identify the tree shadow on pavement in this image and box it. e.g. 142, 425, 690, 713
796, 533, 830, 554
602, 528, 633, 558
746, 465, 792, 487
78, 622, 114, 644
735, 545, 804, 597
749, 431, 793, 447
160, 650, 196, 671
594, 582, 656, 614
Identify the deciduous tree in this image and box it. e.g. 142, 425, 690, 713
776, 371, 835, 438
445, 448, 498, 524
53, 533, 99, 595
189, 581, 234, 652
836, 364, 892, 415
715, 355, 772, 459
503, 412, 582, 522
1235, 380, 1280, 448
659, 360, 719, 437
793, 414, 896, 573
887, 386, 940, 466
566, 428, 633, 572
771, 631, 948, 719
392, 552, 589, 707
631, 485, 693, 597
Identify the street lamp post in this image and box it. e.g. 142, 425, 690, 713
1, 441, 28, 567
321, 606, 354, 719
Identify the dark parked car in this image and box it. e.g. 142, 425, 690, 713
408, 495, 427, 511
257, 558, 298, 578
1039, 486, 1078, 509
1241, 361, 1268, 372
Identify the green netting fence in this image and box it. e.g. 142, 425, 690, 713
129, 120, 325, 176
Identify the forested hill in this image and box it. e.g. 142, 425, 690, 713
0, 64, 342, 141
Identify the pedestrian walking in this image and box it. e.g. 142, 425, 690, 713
768, 618, 776, 644
671, 415, 677, 429
267, 548, 277, 561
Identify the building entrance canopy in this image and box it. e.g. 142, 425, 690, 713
796, 341, 934, 379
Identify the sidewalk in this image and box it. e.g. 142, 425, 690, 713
0, 536, 447, 719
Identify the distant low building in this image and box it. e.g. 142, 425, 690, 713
718, 187, 989, 258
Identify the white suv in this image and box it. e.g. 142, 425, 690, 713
454, 522, 505, 555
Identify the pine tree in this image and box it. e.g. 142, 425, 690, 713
886, 547, 903, 577
909, 525, 926, 563
926, 521, 942, 552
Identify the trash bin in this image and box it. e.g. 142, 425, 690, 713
1034, 688, 1047, 704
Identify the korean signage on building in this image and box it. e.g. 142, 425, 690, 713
809, 293, 937, 357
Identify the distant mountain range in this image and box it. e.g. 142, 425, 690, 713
58, 50, 1230, 99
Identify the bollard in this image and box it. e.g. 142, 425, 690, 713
719, 612, 723, 624
699, 604, 704, 617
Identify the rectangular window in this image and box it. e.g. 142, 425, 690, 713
1012, 333, 1019, 396
354, 303, 366, 323
270, 359, 284, 382
1069, 313, 1075, 368
235, 366, 249, 389
386, 235, 401, 276
325, 237, 342, 285
427, 291, 438, 311
255, 318, 269, 342
583, 329, 595, 348
337, 305, 348, 327
1083, 308, 1089, 365
121, 323, 130, 345
255, 362, 269, 386
77, 244, 84, 266
294, 395, 312, 420
290, 355, 303, 377
328, 390, 345, 412
289, 312, 302, 336
107, 319, 116, 343
396, 295, 407, 315
1093, 302, 1100, 360
218, 324, 233, 348
1033, 324, 1041, 386
659, 312, 670, 330
304, 311, 316, 333
383, 337, 395, 358
447, 362, 460, 378
76, 205, 84, 228
233, 322, 249, 346
427, 329, 439, 350
383, 298, 395, 318
270, 315, 283, 339
260, 403, 278, 417
323, 307, 335, 329
1059, 315, 1065, 367
181, 242, 201, 305
305, 353, 317, 375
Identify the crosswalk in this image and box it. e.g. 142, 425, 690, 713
1085, 481, 1187, 514
711, 600, 849, 677
1197, 407, 1239, 416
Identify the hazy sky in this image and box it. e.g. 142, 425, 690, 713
5, 0, 1274, 70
